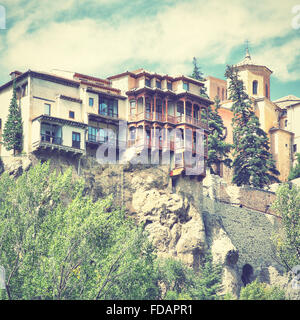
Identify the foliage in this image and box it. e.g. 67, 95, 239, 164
205, 96, 232, 175
240, 280, 286, 300
2, 80, 23, 156
159, 255, 222, 300
0, 156, 4, 175
272, 183, 300, 271
190, 57, 208, 98
0, 162, 158, 300
288, 153, 300, 181
225, 65, 280, 188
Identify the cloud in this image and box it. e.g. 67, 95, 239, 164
0, 0, 299, 82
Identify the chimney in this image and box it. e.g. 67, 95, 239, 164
9, 71, 22, 80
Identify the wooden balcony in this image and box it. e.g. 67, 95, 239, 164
129, 112, 208, 130
32, 135, 85, 155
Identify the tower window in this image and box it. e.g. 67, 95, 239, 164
265, 84, 269, 98
293, 144, 297, 153
252, 80, 258, 95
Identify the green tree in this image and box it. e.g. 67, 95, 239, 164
190, 57, 208, 98
240, 280, 286, 300
2, 80, 23, 156
0, 162, 158, 300
272, 183, 300, 271
206, 96, 232, 175
225, 65, 280, 188
159, 255, 222, 300
288, 153, 300, 181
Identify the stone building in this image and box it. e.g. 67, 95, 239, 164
0, 68, 213, 177
205, 49, 298, 181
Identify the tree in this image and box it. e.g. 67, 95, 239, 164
0, 162, 159, 300
225, 65, 280, 188
2, 80, 23, 156
272, 183, 300, 272
288, 153, 300, 181
159, 255, 222, 300
206, 96, 232, 175
190, 57, 208, 98
240, 280, 286, 300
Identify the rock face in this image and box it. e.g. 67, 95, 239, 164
1, 155, 299, 299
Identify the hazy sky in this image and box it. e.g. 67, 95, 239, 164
0, 0, 299, 100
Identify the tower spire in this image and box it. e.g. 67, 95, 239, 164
245, 39, 251, 58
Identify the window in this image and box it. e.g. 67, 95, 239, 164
99, 97, 118, 117
252, 80, 258, 95
265, 84, 269, 98
44, 103, 51, 116
89, 97, 94, 107
293, 144, 297, 153
217, 87, 220, 97
183, 82, 189, 91
222, 88, 225, 101
69, 111, 75, 119
285, 119, 288, 127
167, 81, 172, 91
145, 78, 151, 87
156, 80, 161, 89
41, 123, 62, 145
88, 126, 107, 143
72, 132, 81, 149
130, 100, 136, 115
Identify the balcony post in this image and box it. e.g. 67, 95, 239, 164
165, 99, 168, 122
183, 98, 186, 123
191, 103, 194, 125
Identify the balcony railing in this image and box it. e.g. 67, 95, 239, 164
32, 135, 85, 155
41, 134, 62, 145
129, 111, 208, 129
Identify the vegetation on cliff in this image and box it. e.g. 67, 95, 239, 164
0, 162, 222, 300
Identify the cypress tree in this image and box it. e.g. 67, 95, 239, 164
2, 80, 23, 156
225, 65, 280, 188
190, 57, 208, 98
206, 96, 232, 175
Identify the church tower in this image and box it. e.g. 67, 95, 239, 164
234, 47, 272, 99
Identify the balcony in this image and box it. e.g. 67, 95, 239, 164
129, 111, 208, 130
33, 134, 85, 155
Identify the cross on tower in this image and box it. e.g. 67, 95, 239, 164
245, 39, 251, 57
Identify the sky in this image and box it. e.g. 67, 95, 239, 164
0, 0, 299, 101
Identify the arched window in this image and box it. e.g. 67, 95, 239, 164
252, 81, 258, 95
265, 84, 269, 98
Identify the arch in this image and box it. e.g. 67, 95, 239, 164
241, 264, 253, 286
252, 80, 258, 95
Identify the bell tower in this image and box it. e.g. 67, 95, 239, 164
234, 45, 272, 100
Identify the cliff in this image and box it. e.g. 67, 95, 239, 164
2, 154, 299, 299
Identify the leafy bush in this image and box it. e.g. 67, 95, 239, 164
240, 280, 286, 300
159, 255, 222, 300
288, 153, 300, 181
